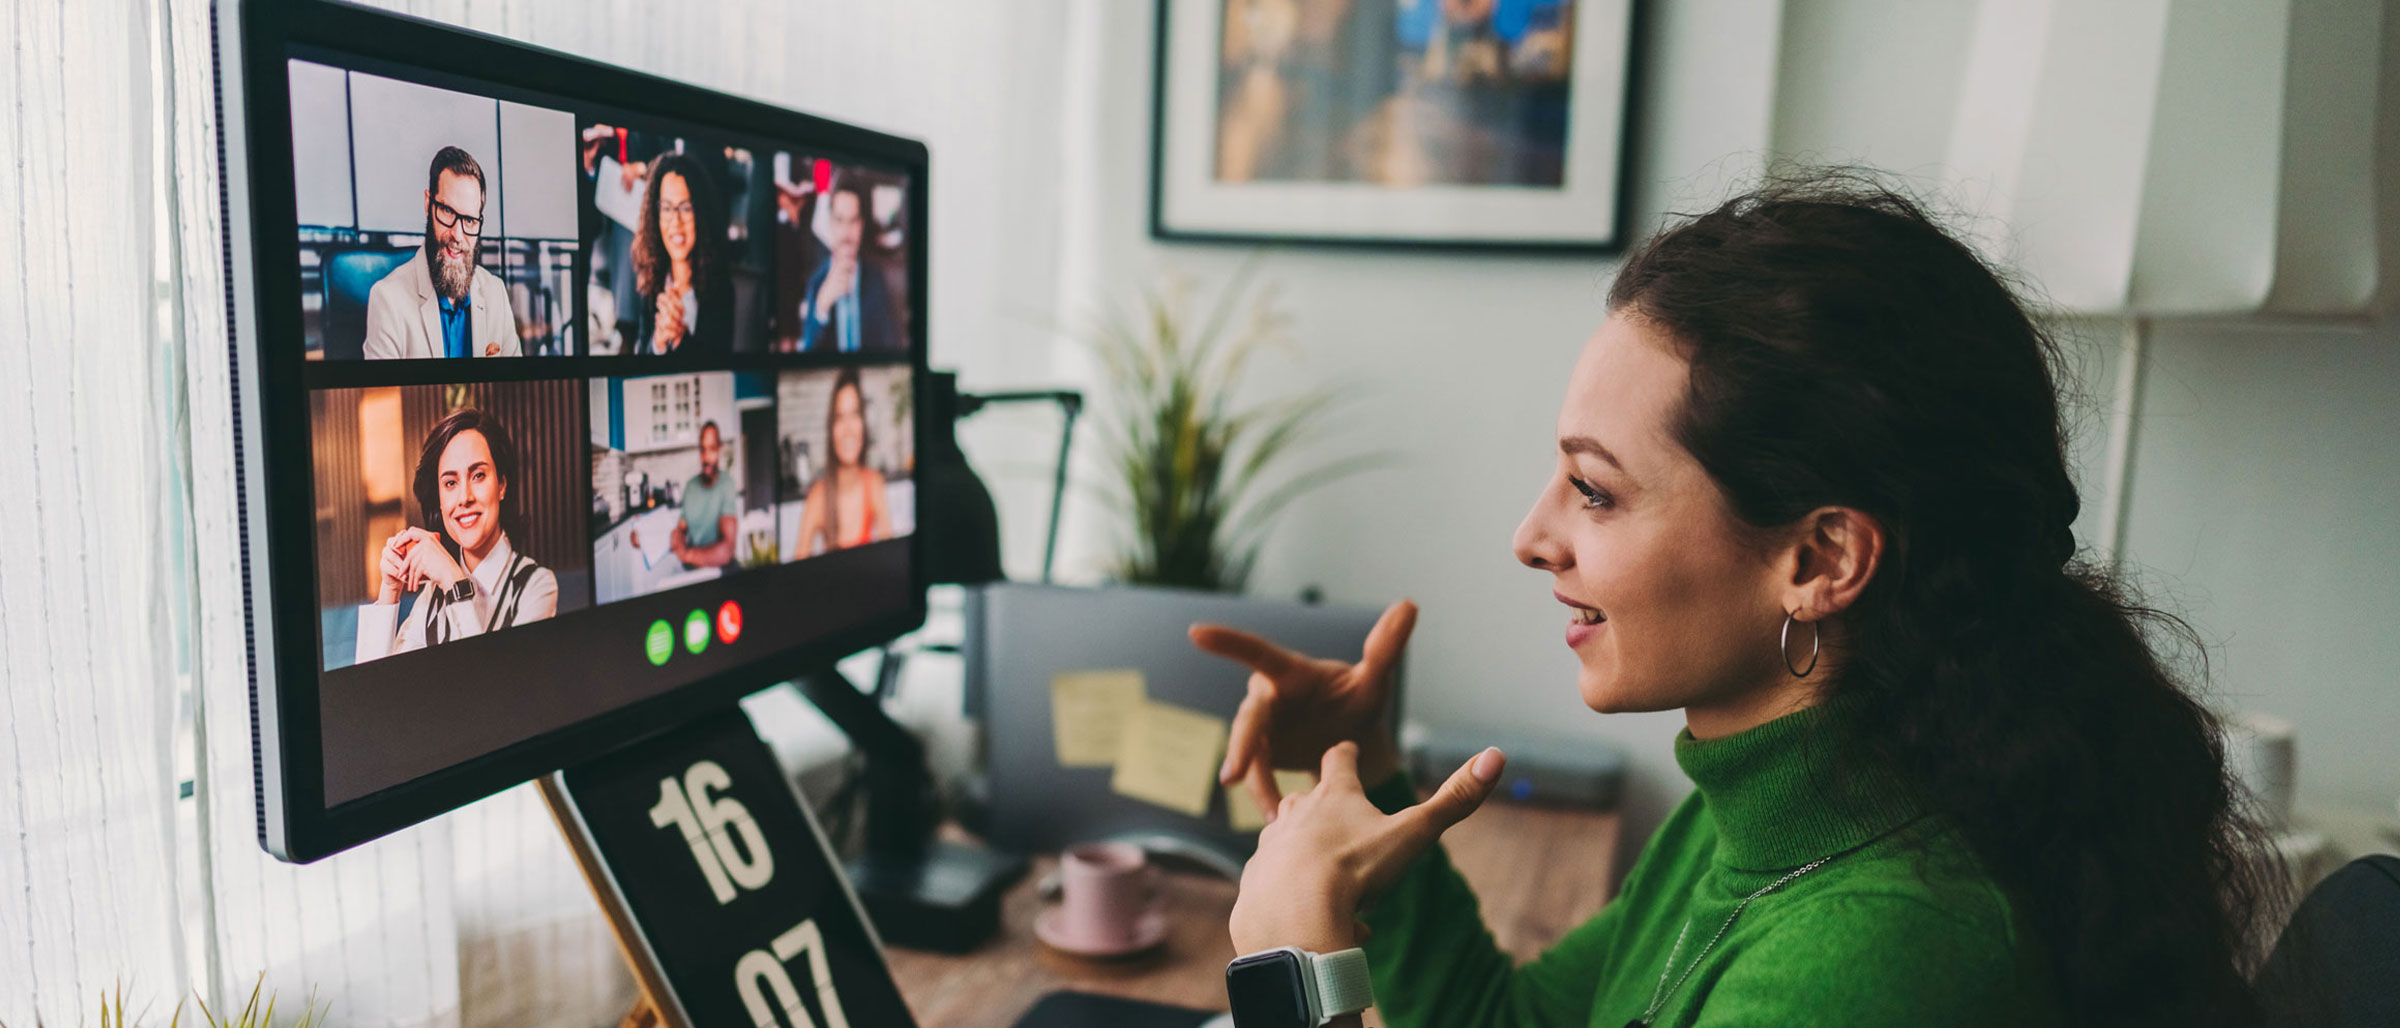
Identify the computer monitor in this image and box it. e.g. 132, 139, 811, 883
220, 0, 931, 862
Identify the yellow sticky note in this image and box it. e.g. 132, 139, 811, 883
1051, 669, 1147, 768
1109, 699, 1228, 818
1225, 771, 1321, 832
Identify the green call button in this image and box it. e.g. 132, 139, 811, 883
645, 619, 674, 666
684, 609, 710, 655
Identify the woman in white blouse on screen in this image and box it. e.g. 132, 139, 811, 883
356, 408, 559, 663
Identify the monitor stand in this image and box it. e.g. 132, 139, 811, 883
542, 777, 670, 1028
795, 664, 1028, 952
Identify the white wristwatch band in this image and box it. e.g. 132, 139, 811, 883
1310, 947, 1373, 1021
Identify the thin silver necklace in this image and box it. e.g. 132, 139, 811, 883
1624, 853, 1839, 1028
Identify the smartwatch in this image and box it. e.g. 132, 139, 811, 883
444, 577, 476, 604
1225, 946, 1373, 1027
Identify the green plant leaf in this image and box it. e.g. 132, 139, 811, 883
1224, 451, 1403, 555
1080, 257, 1388, 592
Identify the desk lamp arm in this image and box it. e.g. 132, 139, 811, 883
956, 389, 1081, 584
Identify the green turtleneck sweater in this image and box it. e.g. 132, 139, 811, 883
1359, 704, 2063, 1026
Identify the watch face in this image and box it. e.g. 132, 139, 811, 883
1226, 951, 1311, 1028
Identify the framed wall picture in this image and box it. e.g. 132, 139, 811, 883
1150, 0, 1639, 252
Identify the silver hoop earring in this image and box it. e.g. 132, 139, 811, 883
1781, 612, 1820, 678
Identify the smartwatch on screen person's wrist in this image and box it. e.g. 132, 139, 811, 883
1226, 946, 1372, 1027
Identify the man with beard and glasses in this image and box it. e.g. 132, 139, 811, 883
363, 146, 522, 360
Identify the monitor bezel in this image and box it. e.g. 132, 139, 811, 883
223, 0, 933, 863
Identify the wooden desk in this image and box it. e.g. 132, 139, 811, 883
887, 800, 1621, 1027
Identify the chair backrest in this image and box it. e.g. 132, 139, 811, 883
322, 247, 414, 360
2254, 854, 2400, 1027
728, 266, 765, 351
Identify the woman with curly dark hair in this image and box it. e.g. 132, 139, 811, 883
1197, 175, 2282, 1027
632, 151, 732, 355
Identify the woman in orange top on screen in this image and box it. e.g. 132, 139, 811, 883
799, 369, 892, 554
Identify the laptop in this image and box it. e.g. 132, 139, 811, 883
965, 582, 1399, 869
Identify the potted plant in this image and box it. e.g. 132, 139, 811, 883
1084, 261, 1383, 592
16, 978, 327, 1028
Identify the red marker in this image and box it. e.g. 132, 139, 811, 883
716, 600, 743, 645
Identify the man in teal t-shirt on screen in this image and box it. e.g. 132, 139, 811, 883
670, 421, 738, 569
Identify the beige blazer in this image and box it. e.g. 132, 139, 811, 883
361, 250, 522, 359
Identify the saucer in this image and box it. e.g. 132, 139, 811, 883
1034, 904, 1169, 959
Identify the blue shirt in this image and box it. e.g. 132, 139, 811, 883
839, 266, 860, 352
438, 295, 470, 358
802, 265, 865, 353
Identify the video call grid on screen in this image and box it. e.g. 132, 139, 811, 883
284, 47, 922, 370
271, 45, 928, 811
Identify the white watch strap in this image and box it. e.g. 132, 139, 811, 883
1311, 947, 1373, 1020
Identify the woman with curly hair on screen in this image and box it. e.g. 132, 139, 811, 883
632, 151, 733, 356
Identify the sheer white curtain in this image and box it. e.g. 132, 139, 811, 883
0, 0, 188, 1018
147, 0, 466, 1018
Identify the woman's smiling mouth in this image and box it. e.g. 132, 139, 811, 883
1556, 590, 1605, 623
1558, 591, 1606, 646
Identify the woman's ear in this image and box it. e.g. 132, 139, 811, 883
1781, 506, 1885, 620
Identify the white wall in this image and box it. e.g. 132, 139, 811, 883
1049, 0, 2400, 870
2122, 319, 2400, 814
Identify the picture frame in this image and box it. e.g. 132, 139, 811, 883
1150, 0, 1640, 253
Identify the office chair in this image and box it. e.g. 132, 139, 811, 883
2253, 854, 2400, 1027
729, 266, 767, 352
322, 247, 414, 360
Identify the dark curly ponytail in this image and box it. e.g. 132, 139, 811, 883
1609, 172, 2281, 1026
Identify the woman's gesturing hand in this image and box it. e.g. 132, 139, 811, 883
653, 289, 686, 351
1229, 740, 1505, 955
1190, 599, 1417, 825
375, 532, 417, 605
397, 527, 463, 595
815, 256, 856, 320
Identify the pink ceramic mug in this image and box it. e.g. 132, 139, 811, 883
1058, 841, 1162, 947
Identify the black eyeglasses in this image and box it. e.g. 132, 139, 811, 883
430, 198, 484, 235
